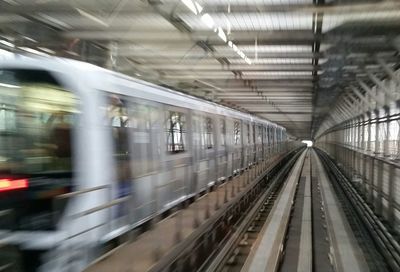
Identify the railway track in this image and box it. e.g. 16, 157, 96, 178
203, 149, 307, 272
88, 147, 400, 272
203, 148, 399, 272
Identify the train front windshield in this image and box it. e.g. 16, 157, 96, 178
0, 69, 78, 230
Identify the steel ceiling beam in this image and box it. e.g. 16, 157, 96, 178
376, 58, 400, 85
115, 51, 323, 59
366, 70, 397, 103
139, 63, 320, 71
1, 1, 398, 14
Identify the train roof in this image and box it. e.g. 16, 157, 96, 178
0, 55, 285, 130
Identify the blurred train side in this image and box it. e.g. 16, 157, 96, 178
0, 57, 290, 271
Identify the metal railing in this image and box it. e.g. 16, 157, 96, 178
317, 141, 400, 234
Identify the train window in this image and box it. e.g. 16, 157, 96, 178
234, 120, 241, 145
0, 69, 78, 176
204, 117, 213, 149
107, 95, 130, 155
220, 119, 226, 146
166, 111, 186, 153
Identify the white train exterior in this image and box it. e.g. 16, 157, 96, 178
0, 56, 287, 271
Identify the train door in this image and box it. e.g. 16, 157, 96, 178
243, 122, 250, 168
217, 117, 228, 180
106, 94, 165, 226
191, 113, 215, 191
233, 119, 241, 174
267, 125, 272, 156
256, 125, 263, 161
263, 125, 267, 159
105, 94, 132, 228
252, 123, 256, 163
126, 99, 162, 222
162, 107, 190, 207
203, 115, 216, 185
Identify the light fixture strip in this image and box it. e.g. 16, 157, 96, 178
180, 0, 252, 65
18, 47, 49, 57
0, 39, 14, 48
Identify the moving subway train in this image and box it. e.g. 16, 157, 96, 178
0, 56, 287, 271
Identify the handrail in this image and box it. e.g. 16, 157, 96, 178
71, 196, 131, 219
56, 185, 109, 200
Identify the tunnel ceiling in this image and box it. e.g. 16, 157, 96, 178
1, 0, 400, 139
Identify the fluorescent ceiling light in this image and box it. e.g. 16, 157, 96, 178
38, 13, 71, 29
76, 8, 109, 27
181, 0, 202, 15
228, 41, 233, 48
0, 82, 20, 88
232, 44, 238, 52
217, 27, 227, 42
237, 45, 310, 53
22, 36, 37, 43
242, 71, 312, 76
0, 39, 14, 48
195, 2, 203, 13
19, 47, 49, 57
65, 50, 79, 56
201, 13, 215, 29
230, 58, 312, 64
37, 47, 55, 54
245, 57, 252, 65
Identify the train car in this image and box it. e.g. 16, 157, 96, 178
0, 56, 287, 271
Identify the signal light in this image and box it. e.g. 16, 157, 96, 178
0, 178, 29, 192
